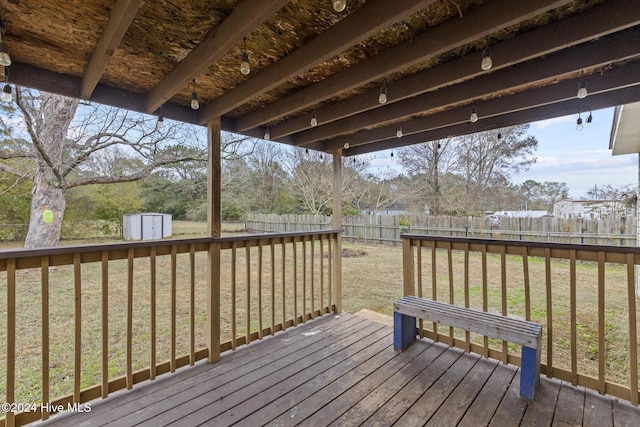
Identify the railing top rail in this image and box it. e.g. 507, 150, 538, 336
401, 233, 640, 254
0, 230, 344, 260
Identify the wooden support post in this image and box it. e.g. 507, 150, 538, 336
207, 118, 222, 363
331, 149, 343, 312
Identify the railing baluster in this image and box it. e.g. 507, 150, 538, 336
311, 235, 315, 319
281, 239, 286, 327
522, 246, 531, 321
327, 234, 333, 313
231, 241, 237, 349
417, 240, 423, 338
101, 251, 109, 396
482, 244, 488, 357
41, 256, 50, 419
190, 243, 196, 365
293, 237, 298, 325
302, 238, 307, 321
6, 258, 16, 427
171, 245, 177, 372
258, 241, 264, 339
246, 244, 251, 343
126, 249, 133, 389
270, 241, 275, 335
545, 247, 553, 378
74, 252, 82, 401
320, 234, 324, 314
598, 251, 605, 394
150, 246, 157, 379
570, 249, 577, 385
627, 253, 639, 405
431, 240, 438, 340
464, 243, 470, 352
501, 246, 508, 363
447, 241, 454, 344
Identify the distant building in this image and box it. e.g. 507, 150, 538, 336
492, 210, 550, 218
553, 199, 631, 219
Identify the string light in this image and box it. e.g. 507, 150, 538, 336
587, 111, 593, 123
378, 81, 387, 104
332, 0, 346, 12
310, 109, 318, 127
576, 113, 583, 131
156, 115, 164, 129
264, 126, 270, 140
577, 71, 588, 99
240, 38, 250, 75
190, 79, 199, 110
396, 126, 403, 138
470, 106, 478, 123
344, 141, 349, 150
497, 129, 502, 140
481, 46, 492, 71
305, 147, 309, 156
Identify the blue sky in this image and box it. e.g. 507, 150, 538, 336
514, 107, 637, 198
367, 106, 638, 199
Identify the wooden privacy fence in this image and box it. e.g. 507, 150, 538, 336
0, 230, 341, 427
246, 213, 638, 246
402, 234, 640, 405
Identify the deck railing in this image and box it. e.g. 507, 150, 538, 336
0, 230, 341, 427
402, 234, 640, 405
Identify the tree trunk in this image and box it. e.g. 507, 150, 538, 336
24, 167, 66, 248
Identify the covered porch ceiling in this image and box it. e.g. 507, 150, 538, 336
3, 0, 640, 156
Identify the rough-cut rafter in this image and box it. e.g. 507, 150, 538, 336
270, 0, 640, 140
233, 0, 572, 132
82, 0, 144, 99
145, 0, 289, 114
296, 28, 640, 146
198, 0, 438, 124
328, 60, 640, 152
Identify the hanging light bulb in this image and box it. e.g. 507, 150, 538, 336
1, 83, 11, 102
470, 106, 478, 123
320, 153, 324, 159
577, 72, 588, 99
497, 130, 502, 140
332, 0, 346, 12
353, 157, 356, 164
310, 109, 318, 127
396, 126, 403, 138
240, 38, 250, 75
264, 126, 270, 140
190, 79, 199, 110
586, 111, 593, 123
481, 47, 492, 71
343, 141, 349, 150
378, 82, 387, 104
305, 147, 310, 156
156, 115, 164, 129
390, 150, 394, 159
576, 114, 583, 131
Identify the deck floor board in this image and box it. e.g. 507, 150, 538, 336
35, 313, 640, 427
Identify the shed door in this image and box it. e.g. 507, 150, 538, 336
141, 215, 163, 240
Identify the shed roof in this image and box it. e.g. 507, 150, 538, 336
2, 0, 640, 155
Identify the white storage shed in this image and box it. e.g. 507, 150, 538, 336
123, 213, 172, 241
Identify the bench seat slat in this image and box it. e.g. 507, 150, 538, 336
394, 296, 541, 349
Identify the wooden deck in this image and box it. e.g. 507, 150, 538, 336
37, 313, 640, 427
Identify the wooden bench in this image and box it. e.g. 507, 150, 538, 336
393, 295, 543, 400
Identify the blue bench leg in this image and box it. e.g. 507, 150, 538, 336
520, 346, 540, 400
394, 312, 416, 350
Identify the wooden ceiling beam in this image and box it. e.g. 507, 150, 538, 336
81, 0, 144, 99
322, 59, 640, 151
270, 0, 640, 140
233, 0, 571, 132
343, 85, 640, 156
145, 0, 288, 114
293, 28, 640, 146
197, 0, 439, 124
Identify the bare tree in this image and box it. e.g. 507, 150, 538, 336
0, 89, 208, 247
